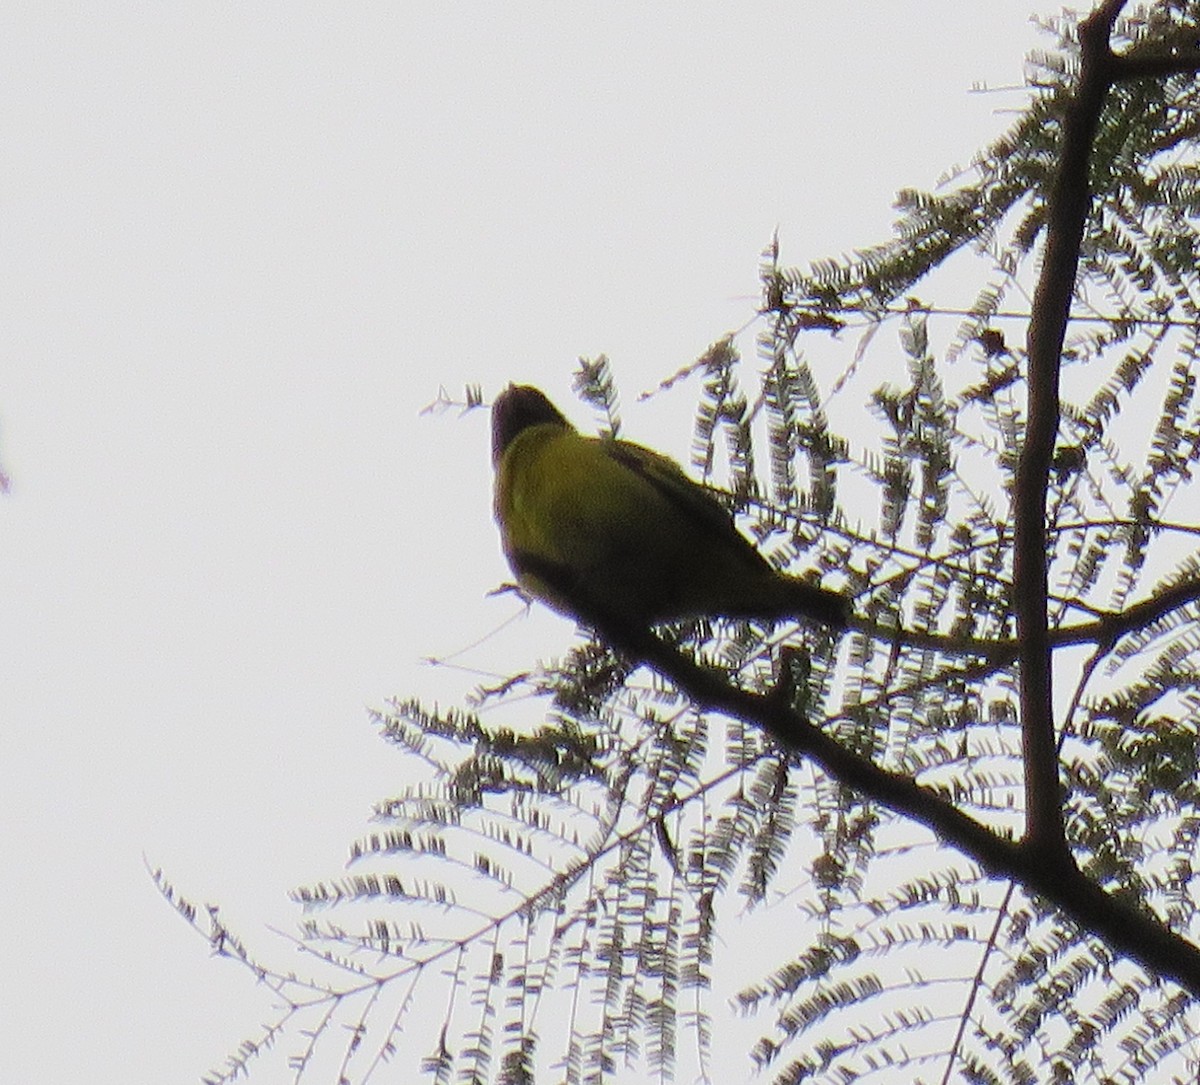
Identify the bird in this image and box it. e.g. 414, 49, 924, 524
491, 384, 850, 631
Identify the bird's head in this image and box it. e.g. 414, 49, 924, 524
491, 384, 571, 465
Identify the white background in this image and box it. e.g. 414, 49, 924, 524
2, 4, 1062, 1082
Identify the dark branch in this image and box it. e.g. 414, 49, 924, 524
580, 609, 1200, 996
1053, 577, 1200, 651
848, 576, 1200, 670
1115, 51, 1200, 81
1014, 0, 1125, 861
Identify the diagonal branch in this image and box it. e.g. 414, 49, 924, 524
1052, 577, 1200, 651
579, 607, 1200, 994
578, 605, 1200, 995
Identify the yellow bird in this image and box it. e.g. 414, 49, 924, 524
492, 385, 849, 630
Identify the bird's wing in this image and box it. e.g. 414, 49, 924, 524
602, 439, 762, 561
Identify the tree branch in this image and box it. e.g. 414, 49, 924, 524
1053, 576, 1200, 650
582, 610, 1200, 996
1116, 51, 1200, 80
1015, 0, 1125, 861
855, 575, 1200, 661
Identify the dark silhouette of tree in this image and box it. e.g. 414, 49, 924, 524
161, 4, 1200, 1081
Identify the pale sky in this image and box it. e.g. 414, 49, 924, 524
2, 5, 1063, 1082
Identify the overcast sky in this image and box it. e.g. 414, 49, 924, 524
2, 4, 1064, 1082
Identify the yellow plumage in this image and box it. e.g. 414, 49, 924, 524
492, 385, 848, 629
